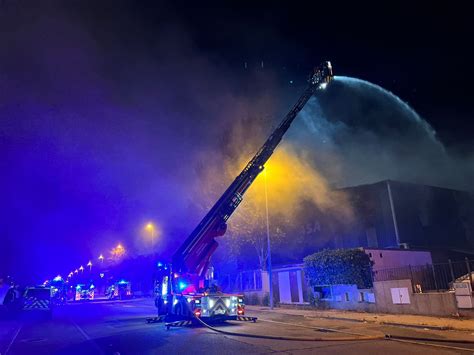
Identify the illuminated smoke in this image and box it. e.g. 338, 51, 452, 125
290, 76, 474, 190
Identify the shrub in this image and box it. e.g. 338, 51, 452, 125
304, 248, 372, 289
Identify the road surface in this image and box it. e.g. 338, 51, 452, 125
1, 298, 473, 354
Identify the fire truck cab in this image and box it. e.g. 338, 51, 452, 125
154, 263, 244, 321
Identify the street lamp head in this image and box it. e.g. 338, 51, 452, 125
98, 254, 104, 260
79, 265, 84, 272
87, 261, 92, 267
145, 222, 154, 231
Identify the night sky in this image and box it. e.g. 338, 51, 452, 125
1, 1, 473, 281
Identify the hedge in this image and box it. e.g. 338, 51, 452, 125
303, 248, 372, 288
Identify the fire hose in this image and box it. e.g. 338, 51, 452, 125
183, 302, 474, 351
185, 303, 382, 342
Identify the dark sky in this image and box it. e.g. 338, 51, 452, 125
133, 1, 474, 146
1, 0, 473, 281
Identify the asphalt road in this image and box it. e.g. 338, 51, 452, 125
1, 298, 473, 354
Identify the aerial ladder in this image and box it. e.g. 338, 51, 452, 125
152, 61, 333, 325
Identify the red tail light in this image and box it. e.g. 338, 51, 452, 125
237, 305, 244, 315
194, 309, 202, 317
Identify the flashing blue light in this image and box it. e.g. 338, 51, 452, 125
178, 281, 187, 290
157, 262, 163, 267
118, 279, 127, 284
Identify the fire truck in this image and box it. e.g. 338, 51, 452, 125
107, 280, 132, 300
74, 283, 95, 301
153, 61, 334, 323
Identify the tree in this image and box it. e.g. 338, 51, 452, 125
191, 108, 354, 271
304, 248, 373, 288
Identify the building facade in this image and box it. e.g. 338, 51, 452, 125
333, 180, 474, 255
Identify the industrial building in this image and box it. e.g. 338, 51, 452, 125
330, 180, 474, 259
268, 180, 474, 266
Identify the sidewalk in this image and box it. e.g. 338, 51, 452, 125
246, 305, 474, 332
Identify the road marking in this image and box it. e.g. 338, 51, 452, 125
72, 321, 104, 354
4, 325, 22, 355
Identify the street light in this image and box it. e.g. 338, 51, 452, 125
87, 261, 92, 271
145, 222, 157, 250
74, 269, 79, 274
98, 254, 104, 263
112, 243, 125, 259
79, 265, 84, 273
264, 168, 274, 310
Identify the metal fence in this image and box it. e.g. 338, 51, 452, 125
219, 270, 263, 293
373, 258, 474, 293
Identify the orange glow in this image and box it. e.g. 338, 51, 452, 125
111, 243, 126, 259
227, 145, 352, 228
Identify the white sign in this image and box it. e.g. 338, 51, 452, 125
454, 282, 472, 296
456, 295, 473, 309
391, 287, 410, 304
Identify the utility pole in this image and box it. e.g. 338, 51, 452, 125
387, 180, 401, 247
264, 169, 274, 309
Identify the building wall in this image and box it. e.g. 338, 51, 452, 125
318, 279, 459, 316
317, 284, 377, 312
364, 248, 433, 271
373, 279, 458, 316
270, 262, 461, 316
336, 180, 474, 252
261, 265, 310, 305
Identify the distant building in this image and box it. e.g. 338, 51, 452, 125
236, 179, 474, 270
332, 180, 474, 260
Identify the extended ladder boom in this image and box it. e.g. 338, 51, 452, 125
173, 61, 334, 276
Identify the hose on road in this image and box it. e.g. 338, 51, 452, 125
186, 305, 383, 342
183, 303, 474, 351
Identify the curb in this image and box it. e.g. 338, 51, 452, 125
248, 307, 473, 332
306, 315, 449, 330
379, 321, 448, 331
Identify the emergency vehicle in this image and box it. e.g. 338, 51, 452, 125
74, 283, 95, 301
107, 280, 132, 300
153, 62, 334, 324
22, 286, 53, 318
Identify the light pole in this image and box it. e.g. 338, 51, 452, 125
87, 261, 92, 271
264, 168, 274, 310
79, 265, 84, 273
145, 222, 156, 251
98, 254, 104, 263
